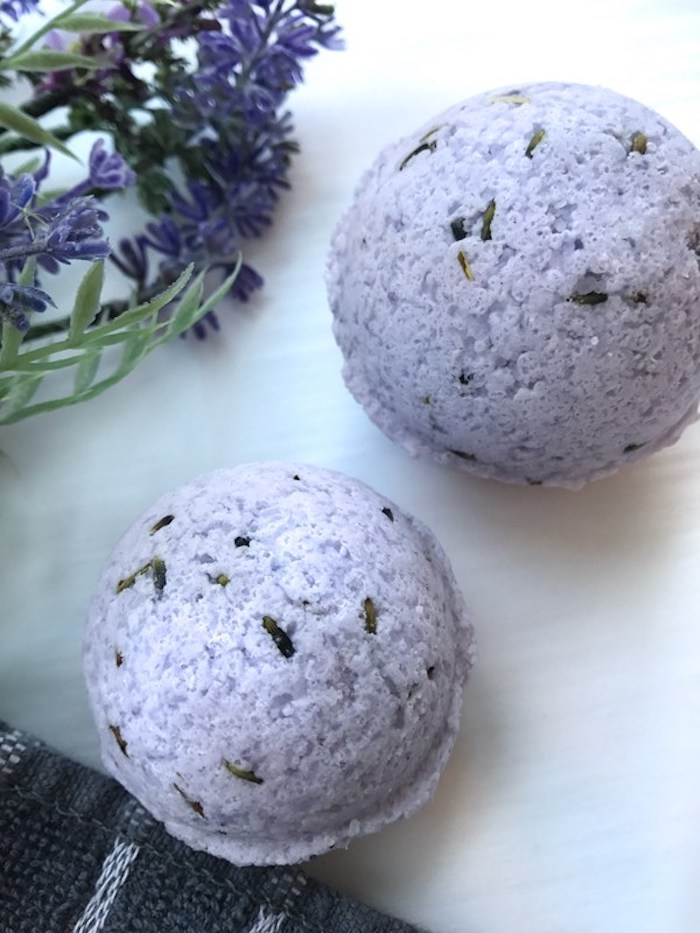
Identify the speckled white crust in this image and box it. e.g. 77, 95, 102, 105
327, 82, 700, 488
83, 463, 474, 865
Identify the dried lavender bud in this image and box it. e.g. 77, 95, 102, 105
570, 291, 608, 305
115, 651, 124, 668
116, 558, 166, 594
109, 725, 128, 757
152, 558, 167, 593
399, 140, 437, 171
458, 372, 473, 386
116, 561, 150, 593
381, 506, 394, 522
149, 515, 175, 535
624, 442, 645, 453
223, 759, 264, 785
457, 251, 474, 280
480, 199, 496, 241
450, 217, 468, 241
525, 128, 546, 158
630, 132, 648, 154
363, 597, 377, 634
492, 92, 530, 105
234, 536, 251, 548
450, 449, 477, 461
262, 615, 295, 658
173, 783, 205, 817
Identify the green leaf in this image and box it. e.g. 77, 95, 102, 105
167, 276, 204, 334
0, 323, 23, 366
53, 13, 142, 33
9, 0, 89, 57
69, 261, 104, 343
119, 331, 151, 370
73, 351, 101, 393
0, 258, 36, 365
12, 155, 42, 175
0, 259, 242, 424
0, 372, 42, 421
0, 102, 77, 161
0, 49, 101, 72
82, 265, 194, 342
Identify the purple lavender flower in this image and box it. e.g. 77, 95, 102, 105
112, 0, 341, 335
0, 0, 40, 22
42, 197, 112, 266
87, 139, 137, 191
0, 172, 35, 229
0, 140, 133, 292
0, 281, 54, 332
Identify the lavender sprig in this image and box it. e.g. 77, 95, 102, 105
0, 0, 341, 422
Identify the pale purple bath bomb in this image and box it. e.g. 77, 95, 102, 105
83, 463, 474, 865
328, 82, 700, 487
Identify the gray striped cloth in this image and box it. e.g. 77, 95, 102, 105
0, 721, 425, 933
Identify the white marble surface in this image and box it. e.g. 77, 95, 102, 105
2, 1, 700, 931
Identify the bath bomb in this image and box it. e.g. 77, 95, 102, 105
83, 462, 474, 865
328, 82, 700, 488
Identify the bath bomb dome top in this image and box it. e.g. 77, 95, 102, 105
83, 462, 474, 865
328, 81, 700, 488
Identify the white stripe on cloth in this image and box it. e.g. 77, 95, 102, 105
0, 728, 26, 777
248, 906, 287, 933
72, 838, 140, 933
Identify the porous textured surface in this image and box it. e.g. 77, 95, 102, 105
327, 82, 700, 487
83, 462, 474, 865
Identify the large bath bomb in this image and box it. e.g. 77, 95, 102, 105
83, 463, 474, 865
327, 82, 700, 487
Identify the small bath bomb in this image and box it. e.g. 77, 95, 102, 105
328, 82, 700, 487
83, 463, 474, 865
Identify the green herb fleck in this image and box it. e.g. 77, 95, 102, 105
292, 474, 301, 481
480, 199, 496, 241
381, 506, 394, 522
109, 724, 128, 757
149, 514, 174, 535
173, 782, 205, 817
115, 650, 123, 668
426, 665, 436, 679
570, 291, 608, 305
525, 128, 546, 159
116, 561, 150, 593
459, 372, 473, 387
630, 132, 647, 155
423, 395, 431, 405
450, 449, 477, 461
457, 250, 474, 280
262, 615, 295, 658
234, 536, 250, 548
624, 442, 645, 453
491, 92, 530, 106
223, 759, 264, 785
399, 139, 437, 171
152, 557, 167, 593
450, 217, 468, 241
213, 573, 230, 586
363, 597, 378, 635
116, 557, 169, 594
632, 292, 648, 304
